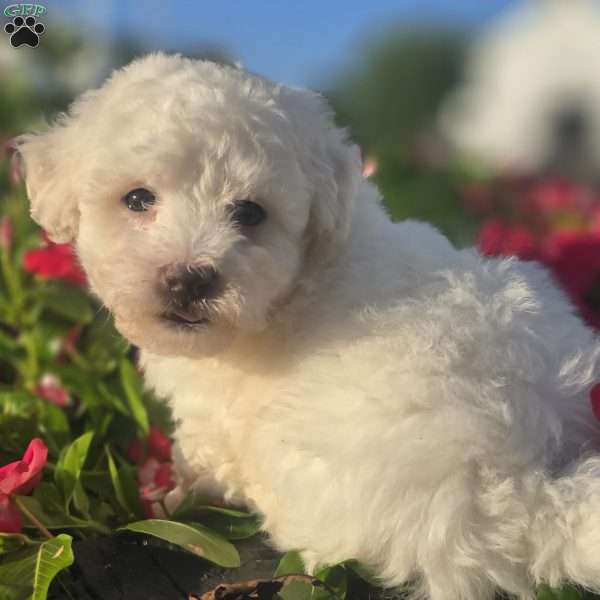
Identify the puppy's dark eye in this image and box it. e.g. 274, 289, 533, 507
122, 188, 156, 212
229, 200, 266, 227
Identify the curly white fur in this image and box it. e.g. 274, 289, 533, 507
18, 53, 600, 600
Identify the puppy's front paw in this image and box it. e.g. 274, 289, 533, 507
164, 485, 187, 514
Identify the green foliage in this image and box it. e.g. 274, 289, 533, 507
327, 28, 465, 151
106, 448, 143, 521
121, 519, 241, 568
30, 535, 74, 600
54, 432, 94, 513
173, 504, 261, 540
0, 535, 73, 600
325, 27, 477, 247
275, 551, 306, 577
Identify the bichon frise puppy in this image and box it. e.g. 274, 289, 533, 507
17, 54, 600, 600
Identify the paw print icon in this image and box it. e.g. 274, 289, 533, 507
4, 16, 45, 48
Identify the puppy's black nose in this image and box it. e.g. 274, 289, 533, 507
160, 264, 219, 308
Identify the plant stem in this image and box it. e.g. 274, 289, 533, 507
159, 499, 171, 520
14, 496, 53, 540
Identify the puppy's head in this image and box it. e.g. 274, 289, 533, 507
17, 53, 361, 356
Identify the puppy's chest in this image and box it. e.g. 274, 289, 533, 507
143, 356, 271, 456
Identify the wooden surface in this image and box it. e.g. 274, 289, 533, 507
47, 533, 388, 599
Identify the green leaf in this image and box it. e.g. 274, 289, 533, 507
0, 547, 37, 599
315, 565, 347, 600
275, 557, 345, 600
72, 480, 90, 516
0, 582, 31, 600
37, 404, 70, 456
96, 382, 129, 416
275, 551, 306, 577
277, 581, 314, 600
0, 391, 39, 417
119, 360, 149, 434
33, 483, 64, 517
106, 448, 142, 520
82, 314, 128, 373
536, 586, 585, 600
343, 560, 379, 586
120, 520, 240, 568
18, 496, 82, 530
0, 329, 18, 364
54, 431, 94, 512
0, 533, 37, 555
31, 535, 74, 600
174, 504, 260, 540
39, 283, 94, 324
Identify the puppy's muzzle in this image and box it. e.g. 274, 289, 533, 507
159, 264, 220, 325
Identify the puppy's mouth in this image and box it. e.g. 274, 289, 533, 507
161, 310, 209, 328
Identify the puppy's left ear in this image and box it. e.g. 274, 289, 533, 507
306, 130, 362, 253
280, 88, 362, 258
15, 130, 79, 244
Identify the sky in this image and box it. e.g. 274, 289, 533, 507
44, 0, 519, 86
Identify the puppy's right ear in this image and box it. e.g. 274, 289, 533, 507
15, 131, 79, 244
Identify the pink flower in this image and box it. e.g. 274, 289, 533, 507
137, 457, 175, 518
127, 426, 174, 517
529, 179, 581, 214
34, 374, 71, 408
0, 439, 48, 533
23, 234, 87, 287
60, 326, 82, 357
0, 216, 12, 252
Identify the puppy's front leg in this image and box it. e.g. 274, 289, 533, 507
166, 440, 230, 511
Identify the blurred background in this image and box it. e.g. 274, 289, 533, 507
2, 0, 600, 329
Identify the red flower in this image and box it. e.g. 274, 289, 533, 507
147, 427, 172, 463
0, 496, 22, 533
23, 234, 86, 287
543, 232, 600, 330
34, 374, 71, 408
127, 426, 172, 464
478, 220, 538, 260
0, 439, 48, 533
478, 219, 507, 256
137, 457, 175, 519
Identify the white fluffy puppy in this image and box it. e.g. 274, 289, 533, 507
17, 54, 600, 600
